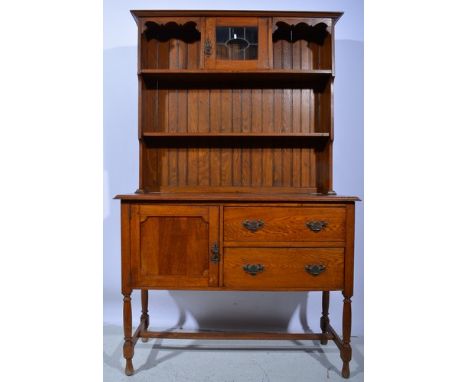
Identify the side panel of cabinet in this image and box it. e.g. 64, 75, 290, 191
205, 17, 270, 70
129, 204, 219, 288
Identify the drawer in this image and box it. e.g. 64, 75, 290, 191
223, 207, 346, 243
223, 248, 344, 289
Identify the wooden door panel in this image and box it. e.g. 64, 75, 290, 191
140, 216, 209, 277
131, 205, 219, 288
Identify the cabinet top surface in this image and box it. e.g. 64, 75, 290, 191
131, 9, 343, 21
115, 193, 359, 202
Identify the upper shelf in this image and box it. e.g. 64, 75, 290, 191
139, 69, 333, 88
139, 69, 332, 76
142, 132, 330, 138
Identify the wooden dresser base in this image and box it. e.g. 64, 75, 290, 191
117, 195, 357, 378
122, 289, 352, 378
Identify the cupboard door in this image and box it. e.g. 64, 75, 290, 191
130, 205, 219, 288
205, 17, 270, 70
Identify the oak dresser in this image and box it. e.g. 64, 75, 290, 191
115, 10, 359, 379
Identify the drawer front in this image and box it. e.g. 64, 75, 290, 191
223, 207, 346, 243
223, 248, 344, 289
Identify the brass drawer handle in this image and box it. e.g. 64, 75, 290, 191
305, 264, 326, 276
243, 264, 264, 276
242, 219, 264, 232
210, 242, 220, 263
305, 220, 327, 232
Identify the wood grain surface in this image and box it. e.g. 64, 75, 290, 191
223, 206, 346, 242
129, 205, 219, 288
121, 11, 355, 378
136, 13, 334, 194
223, 247, 344, 289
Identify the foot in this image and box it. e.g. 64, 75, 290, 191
341, 362, 350, 378
125, 359, 134, 376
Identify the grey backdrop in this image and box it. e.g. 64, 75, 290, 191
104, 0, 363, 336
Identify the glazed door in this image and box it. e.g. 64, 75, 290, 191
130, 205, 219, 288
205, 17, 270, 69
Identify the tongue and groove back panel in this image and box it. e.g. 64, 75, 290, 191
140, 86, 331, 192
142, 86, 331, 134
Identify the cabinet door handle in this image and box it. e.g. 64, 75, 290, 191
204, 38, 212, 56
243, 264, 264, 276
210, 242, 219, 263
305, 264, 326, 276
242, 219, 264, 232
305, 220, 327, 232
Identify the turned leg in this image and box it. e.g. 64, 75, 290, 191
140, 289, 149, 343
123, 292, 134, 376
320, 291, 330, 345
341, 293, 352, 378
